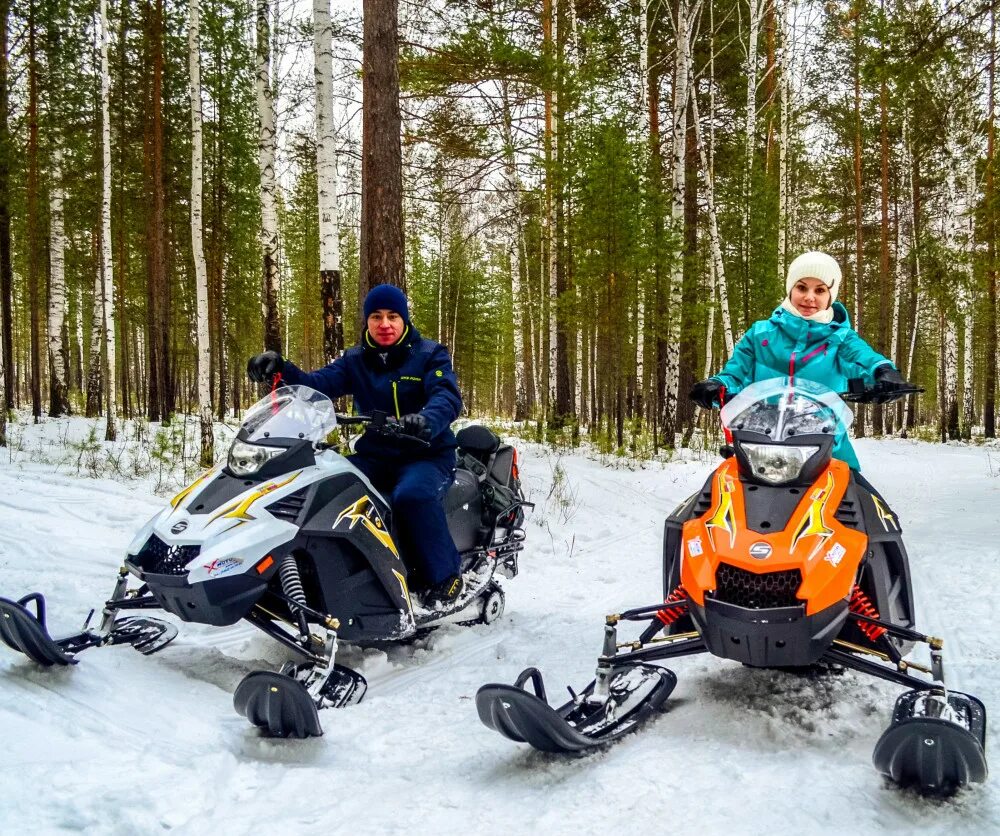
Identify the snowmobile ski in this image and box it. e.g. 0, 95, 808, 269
873, 689, 988, 795
233, 671, 324, 738
476, 663, 676, 753
0, 594, 179, 666
106, 616, 179, 656
0, 595, 78, 666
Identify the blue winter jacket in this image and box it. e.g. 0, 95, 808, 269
280, 326, 463, 462
710, 301, 894, 470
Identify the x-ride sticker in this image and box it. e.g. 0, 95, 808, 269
824, 542, 846, 568
687, 536, 704, 557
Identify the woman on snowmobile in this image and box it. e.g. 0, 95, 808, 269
689, 250, 913, 472
246, 283, 465, 607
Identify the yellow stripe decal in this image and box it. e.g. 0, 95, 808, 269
392, 381, 400, 418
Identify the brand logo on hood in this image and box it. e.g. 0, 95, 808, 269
171, 520, 189, 534
749, 541, 772, 560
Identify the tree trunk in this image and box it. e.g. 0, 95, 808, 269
691, 69, 734, 355
48, 146, 70, 416
359, 0, 405, 310
852, 2, 865, 436
86, 257, 103, 417
314, 0, 343, 361
987, 8, 997, 438
189, 0, 212, 464
962, 166, 975, 437
742, 0, 763, 289
874, 33, 889, 437
663, 0, 699, 444
100, 0, 117, 439
256, 0, 281, 354
0, 0, 10, 429
28, 0, 41, 421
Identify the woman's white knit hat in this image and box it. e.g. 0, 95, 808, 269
785, 251, 841, 303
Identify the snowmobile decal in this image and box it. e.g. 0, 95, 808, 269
790, 470, 836, 558
334, 495, 399, 558
170, 467, 217, 510
392, 568, 413, 614
705, 470, 738, 549
209, 472, 301, 523
872, 495, 898, 531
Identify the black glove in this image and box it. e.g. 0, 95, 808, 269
247, 350, 284, 384
400, 413, 431, 440
874, 365, 906, 386
689, 378, 723, 410
872, 365, 911, 403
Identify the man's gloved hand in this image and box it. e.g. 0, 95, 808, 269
400, 413, 431, 440
689, 378, 724, 410
247, 350, 284, 384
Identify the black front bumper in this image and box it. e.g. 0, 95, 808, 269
126, 560, 265, 626
689, 596, 849, 667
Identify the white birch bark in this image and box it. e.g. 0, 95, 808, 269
190, 0, 212, 464
48, 145, 69, 415
636, 0, 651, 413
743, 0, 764, 269
942, 141, 960, 436
256, 0, 279, 342
100, 0, 116, 440
777, 0, 791, 282
547, 9, 558, 416
891, 111, 909, 378
75, 283, 84, 390
663, 0, 701, 439
690, 69, 733, 355
500, 84, 528, 419
704, 264, 716, 378
314, 0, 341, 360
962, 164, 976, 432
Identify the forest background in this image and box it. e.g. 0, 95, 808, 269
0, 0, 998, 467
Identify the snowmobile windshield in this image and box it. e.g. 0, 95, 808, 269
720, 378, 853, 442
240, 385, 338, 443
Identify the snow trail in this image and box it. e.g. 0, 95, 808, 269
0, 430, 997, 833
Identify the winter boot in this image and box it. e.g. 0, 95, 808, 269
424, 574, 464, 609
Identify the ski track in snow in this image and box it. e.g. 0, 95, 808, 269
0, 432, 998, 834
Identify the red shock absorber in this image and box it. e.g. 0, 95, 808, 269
849, 585, 887, 642
656, 585, 689, 626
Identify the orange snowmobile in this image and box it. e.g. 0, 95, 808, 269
476, 377, 987, 796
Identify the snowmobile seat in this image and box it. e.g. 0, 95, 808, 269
456, 425, 500, 459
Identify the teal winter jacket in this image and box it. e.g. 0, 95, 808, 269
710, 301, 894, 470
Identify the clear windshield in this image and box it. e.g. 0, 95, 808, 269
240, 385, 337, 443
719, 378, 853, 442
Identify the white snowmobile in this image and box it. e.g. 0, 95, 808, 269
0, 385, 531, 737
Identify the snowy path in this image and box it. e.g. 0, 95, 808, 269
0, 436, 997, 834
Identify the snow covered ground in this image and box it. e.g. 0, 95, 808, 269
0, 418, 997, 834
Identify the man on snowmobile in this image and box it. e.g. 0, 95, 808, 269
247, 283, 465, 607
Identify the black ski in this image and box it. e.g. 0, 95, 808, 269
476, 663, 676, 753
873, 689, 988, 795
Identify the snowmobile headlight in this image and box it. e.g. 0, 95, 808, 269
227, 439, 284, 476
740, 442, 819, 485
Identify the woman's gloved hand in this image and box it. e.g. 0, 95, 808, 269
872, 365, 912, 402
689, 378, 724, 409
247, 351, 284, 384
400, 413, 431, 440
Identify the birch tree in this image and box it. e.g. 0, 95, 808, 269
257, 0, 281, 353
314, 0, 343, 362
48, 146, 69, 416
743, 0, 764, 279
663, 0, 702, 443
100, 0, 116, 439
190, 0, 212, 464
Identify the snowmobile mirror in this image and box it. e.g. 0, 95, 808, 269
719, 445, 735, 459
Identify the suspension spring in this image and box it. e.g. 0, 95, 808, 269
278, 554, 307, 615
849, 585, 887, 642
655, 585, 689, 626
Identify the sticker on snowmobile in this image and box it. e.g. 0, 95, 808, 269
171, 520, 189, 534
790, 470, 836, 559
334, 495, 400, 558
749, 541, 772, 560
705, 473, 738, 549
210, 472, 301, 523
686, 536, 704, 557
170, 467, 217, 511
203, 557, 244, 576
872, 495, 898, 531
823, 542, 846, 568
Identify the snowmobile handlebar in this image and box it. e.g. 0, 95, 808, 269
840, 379, 924, 405
333, 411, 432, 447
